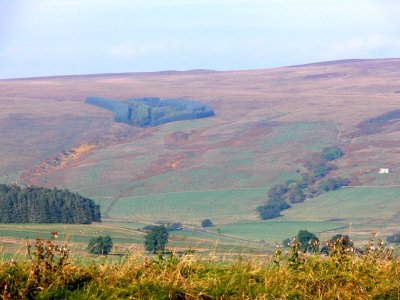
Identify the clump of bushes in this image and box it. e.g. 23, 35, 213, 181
201, 219, 214, 227
320, 146, 344, 161
258, 145, 349, 220
87, 236, 113, 255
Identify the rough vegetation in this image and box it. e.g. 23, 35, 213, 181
354, 109, 400, 136
0, 184, 101, 224
85, 96, 215, 127
0, 233, 399, 299
257, 146, 349, 220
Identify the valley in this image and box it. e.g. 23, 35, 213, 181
1, 58, 400, 249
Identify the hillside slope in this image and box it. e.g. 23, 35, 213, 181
1, 58, 400, 236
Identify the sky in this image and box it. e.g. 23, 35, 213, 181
0, 0, 399, 79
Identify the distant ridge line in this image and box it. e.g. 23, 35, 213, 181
0, 69, 217, 81
2, 58, 400, 81
289, 58, 400, 68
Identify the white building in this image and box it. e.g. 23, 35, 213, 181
378, 168, 389, 174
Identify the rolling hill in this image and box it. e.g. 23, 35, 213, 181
1, 58, 400, 243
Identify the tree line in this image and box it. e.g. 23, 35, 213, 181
0, 184, 101, 224
257, 146, 349, 220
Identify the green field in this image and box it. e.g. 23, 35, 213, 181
101, 189, 268, 224
282, 187, 400, 223
0, 223, 144, 245
210, 220, 347, 244
280, 186, 400, 241
0, 222, 273, 257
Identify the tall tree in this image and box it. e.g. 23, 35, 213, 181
144, 226, 169, 253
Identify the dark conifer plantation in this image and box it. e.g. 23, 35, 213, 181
0, 184, 101, 224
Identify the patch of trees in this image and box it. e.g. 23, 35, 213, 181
257, 146, 349, 220
85, 96, 215, 127
319, 177, 350, 192
0, 184, 101, 224
257, 185, 292, 219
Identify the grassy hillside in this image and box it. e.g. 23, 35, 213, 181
1, 59, 400, 242
282, 186, 400, 229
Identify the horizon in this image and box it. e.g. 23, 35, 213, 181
1, 0, 400, 79
1, 57, 399, 81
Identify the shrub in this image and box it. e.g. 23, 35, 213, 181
319, 177, 350, 191
321, 234, 354, 255
166, 222, 182, 231
321, 146, 344, 161
296, 230, 319, 252
282, 238, 291, 247
87, 236, 113, 255
387, 233, 400, 244
201, 219, 214, 227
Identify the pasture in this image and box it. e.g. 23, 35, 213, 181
281, 186, 400, 241
210, 220, 347, 244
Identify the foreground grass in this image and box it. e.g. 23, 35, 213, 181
0, 236, 400, 299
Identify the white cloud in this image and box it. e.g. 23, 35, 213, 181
329, 35, 400, 54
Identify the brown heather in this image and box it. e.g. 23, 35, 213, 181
0, 234, 399, 299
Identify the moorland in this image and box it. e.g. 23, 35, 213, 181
1, 58, 400, 252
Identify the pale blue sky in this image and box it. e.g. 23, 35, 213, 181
0, 0, 399, 78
